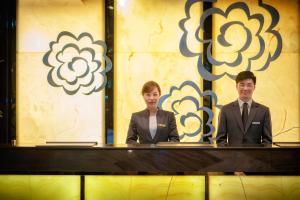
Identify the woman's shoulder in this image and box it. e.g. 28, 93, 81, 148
132, 108, 175, 116
158, 109, 175, 116
132, 109, 148, 116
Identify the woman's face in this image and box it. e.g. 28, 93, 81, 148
143, 87, 160, 110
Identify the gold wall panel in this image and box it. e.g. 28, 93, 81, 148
16, 0, 106, 145
85, 175, 205, 200
210, 176, 300, 200
0, 175, 80, 200
16, 0, 299, 144
114, 0, 203, 144
213, 0, 299, 141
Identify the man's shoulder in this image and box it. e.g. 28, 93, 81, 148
221, 101, 237, 110
253, 101, 269, 111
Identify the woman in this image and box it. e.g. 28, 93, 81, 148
126, 81, 180, 144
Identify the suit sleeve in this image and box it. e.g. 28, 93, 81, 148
216, 107, 227, 144
126, 114, 138, 144
262, 108, 272, 144
168, 112, 180, 142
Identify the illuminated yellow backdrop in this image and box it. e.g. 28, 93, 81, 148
16, 0, 299, 145
16, 0, 106, 145
85, 175, 205, 200
209, 176, 300, 200
115, 0, 299, 143
10, 1, 300, 200
114, 0, 203, 144
213, 0, 299, 142
0, 175, 80, 200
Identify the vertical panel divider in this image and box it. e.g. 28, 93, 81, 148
80, 175, 85, 200
202, 1, 213, 143
0, 0, 16, 144
105, 0, 114, 144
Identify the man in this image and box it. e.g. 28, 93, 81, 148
216, 71, 272, 145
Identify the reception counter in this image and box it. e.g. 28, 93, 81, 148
1, 143, 299, 174
1, 143, 300, 200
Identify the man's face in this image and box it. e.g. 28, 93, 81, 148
236, 78, 255, 101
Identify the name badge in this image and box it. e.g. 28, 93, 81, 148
158, 123, 166, 127
252, 121, 260, 125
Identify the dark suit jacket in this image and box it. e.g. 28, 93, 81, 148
126, 109, 180, 144
216, 100, 272, 145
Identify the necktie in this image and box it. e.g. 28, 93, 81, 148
242, 102, 248, 130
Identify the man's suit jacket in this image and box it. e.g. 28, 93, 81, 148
216, 100, 272, 145
126, 109, 180, 144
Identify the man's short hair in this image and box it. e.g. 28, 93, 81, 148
235, 71, 256, 85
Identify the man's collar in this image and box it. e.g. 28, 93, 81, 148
237, 98, 253, 108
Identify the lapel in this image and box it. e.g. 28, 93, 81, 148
153, 109, 162, 142
141, 109, 153, 141
244, 101, 258, 132
232, 100, 244, 133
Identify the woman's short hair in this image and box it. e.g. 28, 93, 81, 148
141, 81, 161, 95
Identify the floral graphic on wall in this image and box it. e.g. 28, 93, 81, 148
43, 31, 112, 95
179, 0, 282, 80
159, 81, 222, 141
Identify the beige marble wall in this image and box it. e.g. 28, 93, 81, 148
213, 0, 300, 141
114, 0, 203, 144
210, 176, 300, 200
17, 0, 106, 145
85, 175, 205, 200
16, 0, 299, 145
0, 175, 80, 200
1, 175, 299, 199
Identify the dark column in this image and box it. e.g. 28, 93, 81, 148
105, 0, 114, 144
0, 0, 16, 144
80, 175, 85, 200
202, 1, 213, 142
